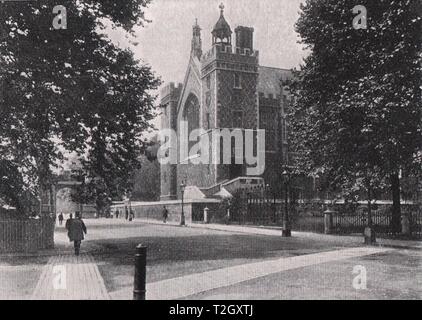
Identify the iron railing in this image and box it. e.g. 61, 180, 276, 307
0, 217, 55, 253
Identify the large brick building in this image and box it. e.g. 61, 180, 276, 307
159, 4, 293, 200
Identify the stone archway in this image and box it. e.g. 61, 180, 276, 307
56, 187, 79, 214
54, 181, 97, 218
54, 181, 83, 217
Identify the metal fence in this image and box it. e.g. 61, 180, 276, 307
332, 211, 392, 235
332, 205, 422, 238
0, 217, 55, 253
230, 187, 302, 227
230, 187, 422, 238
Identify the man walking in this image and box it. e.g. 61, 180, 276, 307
68, 212, 87, 256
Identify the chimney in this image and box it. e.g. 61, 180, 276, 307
235, 26, 254, 55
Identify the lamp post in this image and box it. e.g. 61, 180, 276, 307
180, 182, 186, 226
281, 166, 292, 237
364, 182, 376, 244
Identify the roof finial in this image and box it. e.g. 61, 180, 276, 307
193, 18, 201, 31
219, 3, 225, 15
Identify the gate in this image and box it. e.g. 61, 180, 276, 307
332, 208, 393, 235
245, 192, 279, 225
230, 186, 301, 226
332, 213, 368, 234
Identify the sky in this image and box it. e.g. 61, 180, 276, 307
109, 0, 308, 86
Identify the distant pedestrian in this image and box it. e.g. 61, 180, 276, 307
125, 206, 129, 220
68, 212, 87, 256
115, 209, 120, 219
129, 208, 134, 221
58, 212, 64, 225
162, 206, 168, 223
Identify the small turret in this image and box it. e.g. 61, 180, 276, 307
212, 3, 232, 45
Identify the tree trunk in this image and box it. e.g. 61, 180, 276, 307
390, 172, 401, 234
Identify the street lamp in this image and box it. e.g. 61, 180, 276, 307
281, 167, 292, 237
180, 182, 186, 226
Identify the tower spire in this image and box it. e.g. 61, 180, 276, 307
191, 18, 202, 59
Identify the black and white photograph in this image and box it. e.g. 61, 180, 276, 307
0, 0, 421, 305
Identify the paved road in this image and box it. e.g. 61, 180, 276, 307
144, 247, 391, 300
2, 219, 421, 300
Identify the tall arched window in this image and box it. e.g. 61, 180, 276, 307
182, 93, 200, 152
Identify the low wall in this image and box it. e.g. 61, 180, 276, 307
191, 202, 226, 223
0, 217, 55, 253
112, 199, 223, 224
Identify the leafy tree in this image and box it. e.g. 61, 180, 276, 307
0, 159, 35, 213
289, 0, 421, 233
130, 155, 160, 201
0, 1, 160, 214
130, 140, 160, 201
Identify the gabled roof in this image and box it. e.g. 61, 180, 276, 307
176, 56, 201, 115
257, 66, 293, 97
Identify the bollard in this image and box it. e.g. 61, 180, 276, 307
133, 244, 147, 300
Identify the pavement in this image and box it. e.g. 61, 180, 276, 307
31, 253, 110, 300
